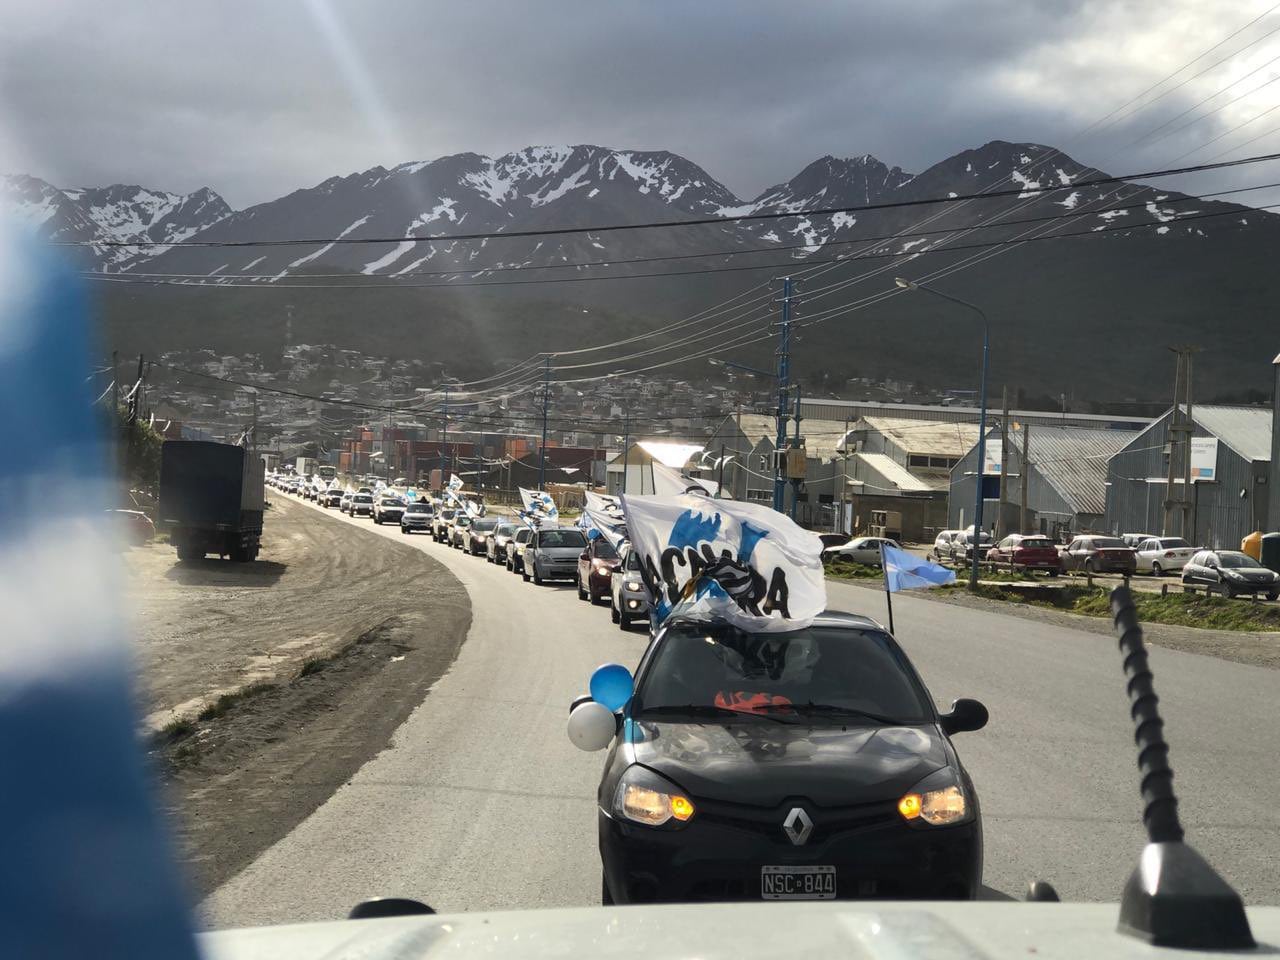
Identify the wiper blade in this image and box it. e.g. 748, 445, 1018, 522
753, 702, 907, 725
637, 704, 790, 723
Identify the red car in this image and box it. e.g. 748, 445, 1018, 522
986, 534, 1061, 575
576, 536, 620, 603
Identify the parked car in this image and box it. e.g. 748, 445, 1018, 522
932, 530, 960, 561
985, 534, 1061, 575
1132, 536, 1195, 575
400, 500, 434, 534
373, 496, 406, 525
817, 533, 850, 550
589, 611, 988, 905
466, 518, 500, 556
347, 492, 374, 517
610, 543, 648, 629
949, 531, 993, 564
507, 526, 534, 573
524, 527, 588, 583
1059, 535, 1136, 574
1182, 550, 1280, 599
577, 536, 621, 603
449, 514, 473, 549
1122, 532, 1158, 550
432, 508, 457, 542
823, 536, 901, 566
486, 522, 517, 564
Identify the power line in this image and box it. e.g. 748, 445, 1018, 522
58, 152, 1280, 251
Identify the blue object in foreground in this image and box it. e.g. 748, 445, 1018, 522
883, 544, 957, 592
589, 663, 634, 711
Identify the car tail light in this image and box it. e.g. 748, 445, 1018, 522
1165, 551, 1176, 557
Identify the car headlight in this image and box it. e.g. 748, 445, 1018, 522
613, 766, 695, 827
897, 767, 970, 826
624, 579, 642, 592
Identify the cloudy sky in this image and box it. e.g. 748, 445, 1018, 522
2, 0, 1278, 208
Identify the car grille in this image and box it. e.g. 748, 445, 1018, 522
695, 796, 898, 845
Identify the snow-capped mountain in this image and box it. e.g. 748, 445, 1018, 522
114, 140, 1258, 285
0, 175, 230, 268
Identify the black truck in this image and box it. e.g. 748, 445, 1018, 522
157, 440, 265, 562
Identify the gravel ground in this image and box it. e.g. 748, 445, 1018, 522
124, 495, 461, 729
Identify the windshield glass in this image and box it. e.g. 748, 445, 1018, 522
495, 524, 514, 536
636, 622, 932, 722
591, 539, 618, 559
1219, 553, 1263, 568
473, 519, 498, 532
353, 495, 373, 503
538, 530, 587, 548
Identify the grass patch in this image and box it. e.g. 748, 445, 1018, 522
823, 558, 883, 580
299, 657, 327, 677
196, 681, 277, 722
958, 582, 1280, 632
157, 716, 196, 743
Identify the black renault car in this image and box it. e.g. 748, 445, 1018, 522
592, 611, 987, 904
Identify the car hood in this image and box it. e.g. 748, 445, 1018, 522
629, 718, 948, 807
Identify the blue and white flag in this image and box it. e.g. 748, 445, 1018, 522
0, 224, 198, 957
882, 544, 957, 591
447, 473, 464, 493
621, 494, 826, 632
519, 486, 559, 523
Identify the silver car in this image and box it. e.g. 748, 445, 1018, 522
822, 535, 901, 566
609, 544, 649, 629
523, 527, 588, 584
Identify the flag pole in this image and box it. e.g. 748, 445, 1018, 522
880, 540, 895, 634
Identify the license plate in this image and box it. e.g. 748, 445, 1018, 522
761, 865, 836, 900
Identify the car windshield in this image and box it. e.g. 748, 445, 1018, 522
1160, 538, 1190, 548
455, 517, 472, 527
380, 498, 400, 506
495, 524, 514, 536
353, 494, 373, 503
473, 519, 498, 532
636, 622, 932, 723
1219, 553, 1264, 569
539, 530, 587, 548
624, 549, 641, 571
592, 539, 618, 559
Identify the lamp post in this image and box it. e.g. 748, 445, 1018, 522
895, 277, 990, 589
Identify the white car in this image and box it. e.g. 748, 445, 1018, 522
823, 536, 901, 566
609, 543, 649, 629
1135, 536, 1195, 575
932, 529, 960, 560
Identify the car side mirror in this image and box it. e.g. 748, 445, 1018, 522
940, 697, 988, 735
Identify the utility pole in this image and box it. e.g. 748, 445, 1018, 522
441, 381, 450, 486
386, 380, 394, 480
790, 384, 802, 520
997, 386, 1009, 539
1020, 422, 1030, 535
251, 390, 258, 453
537, 355, 551, 490
773, 276, 794, 514
1180, 350, 1194, 537
1163, 347, 1196, 536
838, 415, 850, 534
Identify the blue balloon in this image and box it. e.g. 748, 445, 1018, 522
587, 528, 601, 540
590, 663, 634, 712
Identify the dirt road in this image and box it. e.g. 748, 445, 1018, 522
126, 495, 463, 728
125, 495, 471, 897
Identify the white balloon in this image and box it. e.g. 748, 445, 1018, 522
567, 701, 617, 752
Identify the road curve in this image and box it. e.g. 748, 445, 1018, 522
203, 501, 1280, 926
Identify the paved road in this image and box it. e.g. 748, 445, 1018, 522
203, 499, 1280, 927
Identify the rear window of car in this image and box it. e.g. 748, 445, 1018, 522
1091, 538, 1126, 548
1159, 538, 1190, 548
1019, 538, 1052, 548
538, 529, 587, 548
637, 622, 932, 722
406, 502, 432, 513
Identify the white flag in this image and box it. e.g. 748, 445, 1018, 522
620, 494, 826, 632
519, 486, 560, 523
447, 473, 464, 492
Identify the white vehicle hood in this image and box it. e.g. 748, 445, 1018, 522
201, 901, 1280, 960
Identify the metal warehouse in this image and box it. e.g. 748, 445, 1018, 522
950, 423, 1134, 540
1104, 404, 1273, 549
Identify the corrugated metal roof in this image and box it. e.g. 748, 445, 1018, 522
858, 417, 981, 457
853, 452, 942, 493
1024, 424, 1134, 516
1191, 405, 1273, 462
736, 414, 853, 461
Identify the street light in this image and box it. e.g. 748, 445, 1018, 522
894, 277, 990, 589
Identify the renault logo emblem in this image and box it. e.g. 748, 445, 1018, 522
782, 807, 813, 846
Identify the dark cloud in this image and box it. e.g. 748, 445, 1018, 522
1, 0, 1273, 207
